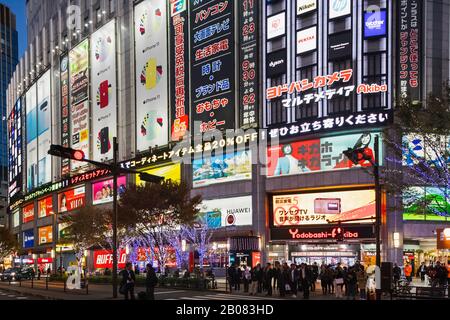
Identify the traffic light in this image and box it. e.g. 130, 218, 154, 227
48, 145, 85, 161
335, 225, 345, 242
343, 147, 373, 165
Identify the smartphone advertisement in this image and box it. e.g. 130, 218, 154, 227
91, 20, 117, 163
37, 70, 52, 186
134, 0, 169, 152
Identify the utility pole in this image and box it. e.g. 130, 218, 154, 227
112, 137, 118, 298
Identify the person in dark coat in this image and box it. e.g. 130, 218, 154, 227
120, 262, 136, 300
263, 263, 274, 296
227, 264, 236, 293
234, 266, 242, 291
145, 264, 158, 300
273, 261, 281, 295
288, 263, 300, 298
393, 263, 401, 286
255, 263, 263, 293
310, 262, 319, 292
299, 263, 313, 299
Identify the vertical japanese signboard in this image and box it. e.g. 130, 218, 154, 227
239, 0, 258, 128
135, 0, 169, 152
397, 0, 422, 102
37, 70, 52, 186
69, 39, 90, 170
26, 84, 38, 191
91, 20, 117, 163
8, 98, 23, 199
170, 0, 189, 141
190, 0, 236, 133
60, 55, 70, 176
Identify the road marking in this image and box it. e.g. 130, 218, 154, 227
164, 293, 282, 301
16, 297, 28, 300
155, 290, 187, 295
7, 295, 16, 298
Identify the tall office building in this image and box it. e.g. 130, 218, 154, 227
4, 0, 450, 273
0, 4, 18, 227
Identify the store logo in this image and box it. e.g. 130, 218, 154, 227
288, 228, 359, 239
364, 10, 387, 37
331, 0, 348, 13
366, 19, 384, 30
171, 0, 186, 16
267, 13, 285, 39
297, 0, 317, 15
269, 59, 285, 68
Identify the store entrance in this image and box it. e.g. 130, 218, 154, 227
288, 243, 362, 267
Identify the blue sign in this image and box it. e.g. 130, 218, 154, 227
364, 10, 387, 38
23, 230, 34, 248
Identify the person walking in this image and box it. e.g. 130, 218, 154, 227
299, 263, 312, 299
289, 263, 299, 298
393, 263, 401, 286
356, 265, 368, 300
327, 266, 335, 295
145, 264, 158, 300
404, 263, 413, 282
235, 266, 242, 291
335, 263, 344, 299
243, 266, 251, 293
256, 263, 263, 294
418, 262, 427, 282
227, 264, 235, 293
263, 263, 274, 296
120, 262, 136, 300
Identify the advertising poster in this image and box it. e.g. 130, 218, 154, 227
297, 0, 317, 15
170, 0, 189, 141
397, 0, 422, 102
135, 0, 169, 151
437, 229, 450, 249
239, 0, 259, 128
26, 84, 38, 191
38, 196, 53, 218
38, 226, 53, 245
267, 12, 285, 39
198, 196, 253, 229
273, 189, 375, 226
69, 39, 89, 105
328, 31, 352, 60
267, 132, 382, 177
296, 26, 317, 54
58, 185, 86, 213
37, 70, 52, 186
91, 20, 117, 162
8, 98, 23, 199
60, 55, 70, 176
92, 176, 127, 205
70, 100, 90, 170
23, 230, 34, 248
193, 150, 252, 188
22, 203, 35, 223
136, 163, 181, 186
13, 209, 20, 228
329, 0, 351, 19
403, 187, 450, 222
190, 0, 236, 133
69, 39, 90, 170
364, 9, 387, 38
58, 222, 70, 239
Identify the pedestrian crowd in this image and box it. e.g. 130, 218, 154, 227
227, 261, 371, 300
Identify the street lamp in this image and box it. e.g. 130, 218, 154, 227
48, 140, 164, 298
343, 135, 382, 299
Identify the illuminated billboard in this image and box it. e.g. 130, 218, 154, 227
23, 203, 35, 224
91, 20, 117, 163
267, 132, 382, 177
38, 226, 53, 245
38, 196, 53, 218
37, 70, 52, 186
136, 163, 181, 186
193, 150, 252, 188
134, 0, 169, 151
58, 186, 86, 213
92, 176, 127, 205
403, 187, 450, 222
198, 196, 253, 229
272, 189, 375, 226
26, 84, 38, 191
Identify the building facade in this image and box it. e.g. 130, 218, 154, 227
5, 0, 450, 273
0, 4, 18, 228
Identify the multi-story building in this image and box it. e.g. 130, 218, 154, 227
0, 4, 18, 228
5, 0, 450, 274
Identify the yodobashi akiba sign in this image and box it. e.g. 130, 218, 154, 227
270, 225, 375, 241
94, 250, 127, 269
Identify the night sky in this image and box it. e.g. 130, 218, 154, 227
1, 0, 27, 58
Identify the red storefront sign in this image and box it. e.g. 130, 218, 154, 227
94, 250, 127, 269
38, 258, 53, 264
252, 252, 261, 268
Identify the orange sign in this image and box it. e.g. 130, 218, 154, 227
38, 226, 53, 245
38, 196, 53, 218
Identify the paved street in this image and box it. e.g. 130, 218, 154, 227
0, 289, 41, 300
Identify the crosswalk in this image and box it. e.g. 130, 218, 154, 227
0, 290, 29, 300
163, 293, 282, 301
